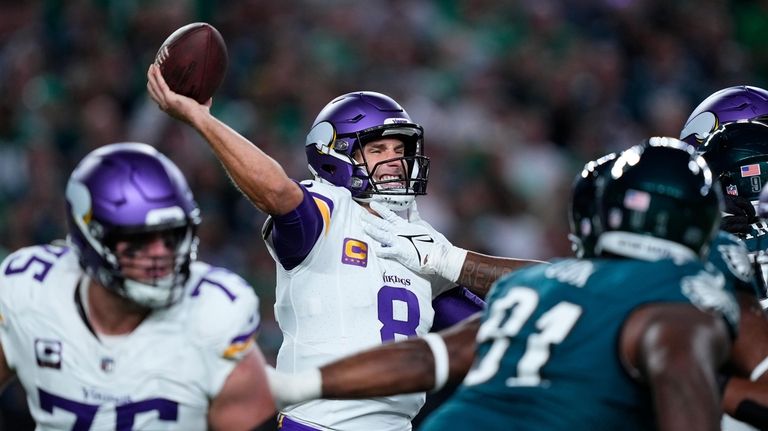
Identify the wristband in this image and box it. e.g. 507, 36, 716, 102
428, 244, 468, 283
266, 366, 322, 407
423, 333, 450, 392
751, 356, 768, 381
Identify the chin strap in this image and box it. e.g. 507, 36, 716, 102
366, 193, 416, 212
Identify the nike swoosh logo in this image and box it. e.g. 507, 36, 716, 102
397, 234, 434, 262
400, 234, 434, 243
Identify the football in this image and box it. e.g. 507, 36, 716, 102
154, 22, 228, 104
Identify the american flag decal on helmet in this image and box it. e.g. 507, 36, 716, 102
741, 164, 761, 177
623, 189, 651, 212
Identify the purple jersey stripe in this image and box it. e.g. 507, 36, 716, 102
230, 322, 261, 345
308, 191, 334, 222
278, 415, 323, 431
271, 184, 329, 270
430, 286, 485, 332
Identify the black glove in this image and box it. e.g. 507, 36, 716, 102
721, 194, 760, 235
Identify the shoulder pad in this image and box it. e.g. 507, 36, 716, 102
185, 263, 261, 360
681, 269, 740, 335
0, 244, 76, 320
710, 232, 753, 282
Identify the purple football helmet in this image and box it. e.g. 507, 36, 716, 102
65, 143, 201, 308
680, 85, 768, 147
305, 91, 429, 210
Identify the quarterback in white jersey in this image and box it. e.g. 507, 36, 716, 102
263, 179, 457, 430
147, 70, 498, 431
0, 143, 275, 430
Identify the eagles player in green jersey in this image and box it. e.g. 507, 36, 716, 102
268, 138, 738, 431
694, 119, 768, 430
505, 142, 768, 430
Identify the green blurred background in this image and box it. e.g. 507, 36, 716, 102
1, 0, 767, 429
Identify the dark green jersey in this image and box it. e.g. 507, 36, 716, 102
736, 223, 768, 298
420, 258, 739, 431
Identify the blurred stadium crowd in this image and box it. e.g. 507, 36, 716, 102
0, 0, 767, 427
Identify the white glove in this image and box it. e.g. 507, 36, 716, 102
265, 366, 322, 410
363, 201, 467, 282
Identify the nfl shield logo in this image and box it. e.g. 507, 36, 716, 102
726, 184, 738, 196
101, 357, 115, 373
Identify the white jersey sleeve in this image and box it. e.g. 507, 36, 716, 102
0, 244, 75, 373
184, 263, 262, 397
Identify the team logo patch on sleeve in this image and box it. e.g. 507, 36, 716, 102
35, 339, 62, 369
342, 238, 368, 267
681, 271, 740, 328
717, 244, 754, 282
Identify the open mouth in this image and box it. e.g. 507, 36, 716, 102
377, 174, 406, 190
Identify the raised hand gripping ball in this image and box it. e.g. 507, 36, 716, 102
154, 22, 228, 103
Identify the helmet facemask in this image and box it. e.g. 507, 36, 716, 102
65, 143, 202, 310
353, 127, 429, 211
305, 91, 430, 211
103, 223, 198, 308
306, 119, 429, 211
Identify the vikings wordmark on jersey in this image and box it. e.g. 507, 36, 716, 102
263, 181, 454, 431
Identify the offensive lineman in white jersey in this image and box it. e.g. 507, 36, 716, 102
0, 143, 275, 430
148, 64, 539, 430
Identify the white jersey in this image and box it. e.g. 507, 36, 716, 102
722, 415, 760, 431
0, 243, 261, 431
264, 181, 454, 431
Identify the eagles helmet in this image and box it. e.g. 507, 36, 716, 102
305, 91, 429, 211
65, 143, 201, 308
680, 85, 768, 147
596, 137, 722, 262
698, 120, 768, 210
568, 152, 617, 258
